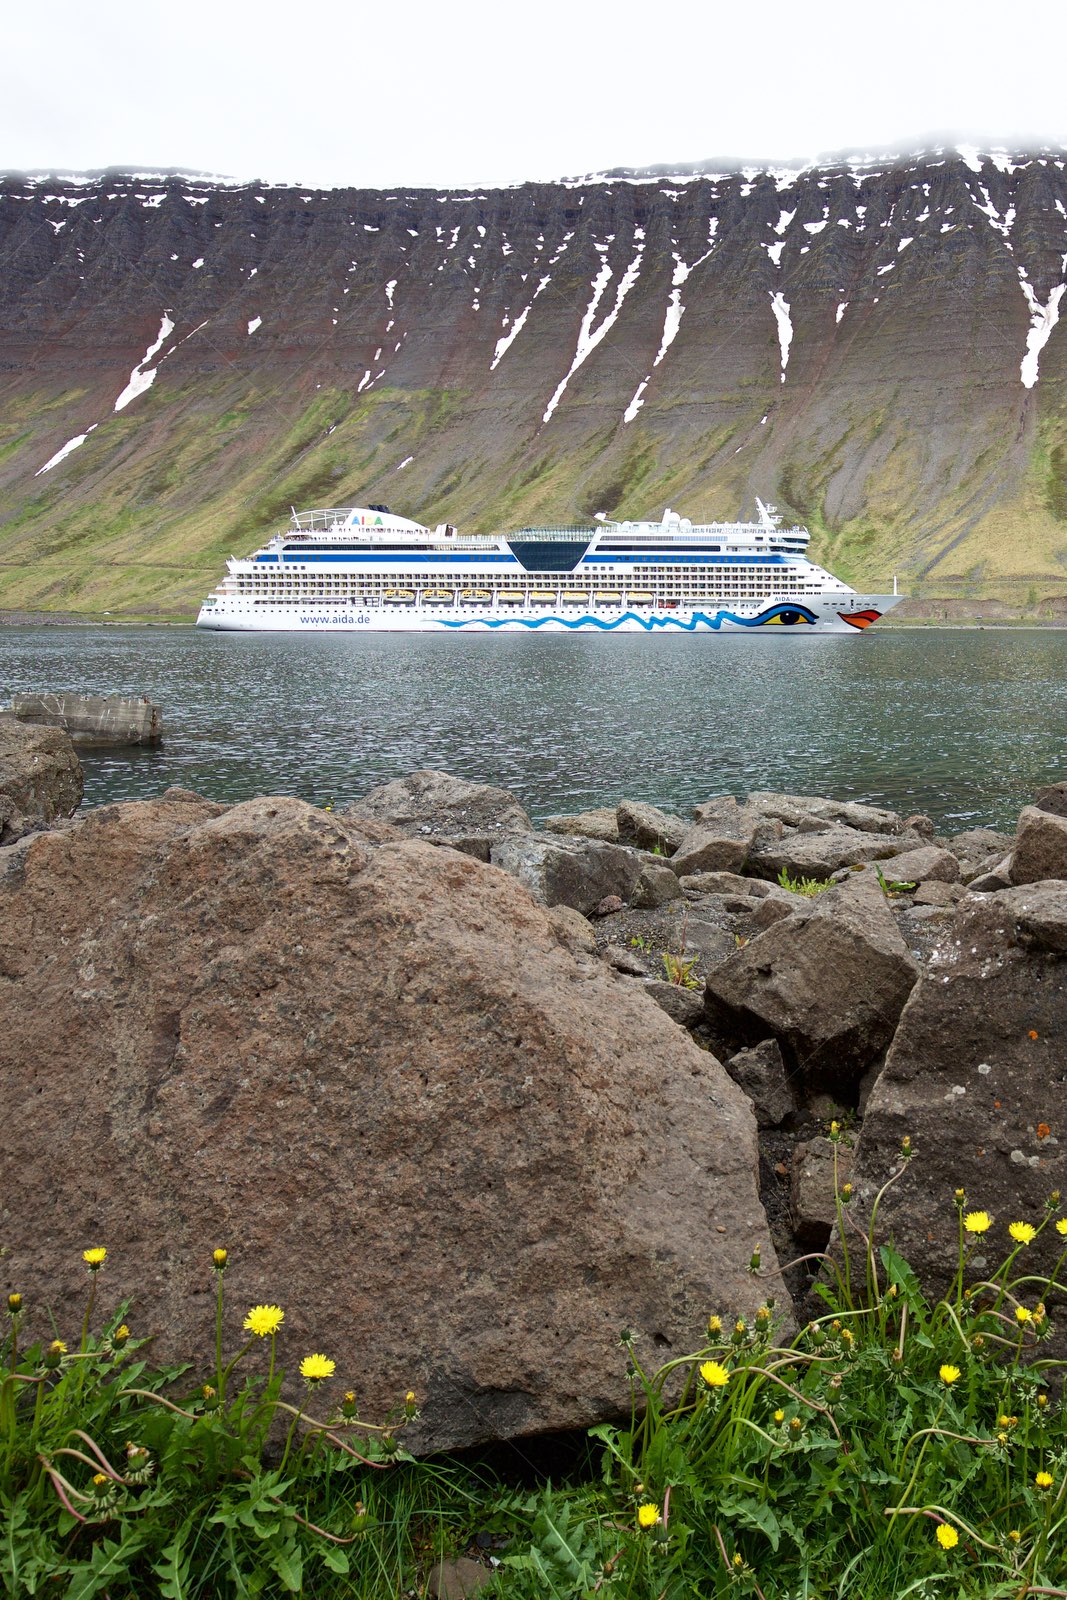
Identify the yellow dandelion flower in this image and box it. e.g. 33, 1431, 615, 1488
1016, 1306, 1033, 1324
1056, 1218, 1067, 1236
637, 1503, 660, 1529
1008, 1221, 1037, 1245
1008, 1529, 1021, 1543
7, 1294, 21, 1315
699, 1360, 730, 1388
299, 1352, 335, 1383
939, 1364, 961, 1385
1036, 1470, 1054, 1489
936, 1524, 959, 1550
773, 1409, 785, 1423
243, 1304, 284, 1338
964, 1211, 991, 1234
213, 1248, 228, 1269
83, 1247, 107, 1269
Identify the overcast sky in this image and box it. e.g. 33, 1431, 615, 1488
5, 0, 1066, 190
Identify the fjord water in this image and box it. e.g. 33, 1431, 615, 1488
1, 626, 1065, 829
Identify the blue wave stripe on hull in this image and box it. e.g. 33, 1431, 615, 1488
438, 605, 818, 632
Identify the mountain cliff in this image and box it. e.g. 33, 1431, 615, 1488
2, 145, 1066, 618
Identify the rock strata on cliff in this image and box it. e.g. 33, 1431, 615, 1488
0, 788, 779, 1452
4, 145, 1067, 616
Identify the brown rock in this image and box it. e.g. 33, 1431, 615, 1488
725, 1038, 796, 1127
0, 712, 83, 844
747, 825, 923, 882
615, 799, 687, 855
1034, 781, 1067, 818
911, 880, 965, 907
850, 887, 1067, 1303
544, 807, 620, 843
671, 798, 764, 877
874, 845, 960, 885
1009, 806, 1067, 885
744, 793, 909, 835
704, 876, 919, 1087
345, 769, 532, 861
0, 791, 782, 1452
632, 858, 685, 909
792, 1138, 854, 1244
643, 978, 705, 1029
490, 833, 644, 915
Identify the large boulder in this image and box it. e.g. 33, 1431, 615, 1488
0, 712, 83, 844
543, 807, 620, 843
615, 800, 688, 855
345, 769, 533, 861
849, 883, 1067, 1299
703, 876, 919, 1091
670, 797, 765, 877
747, 825, 924, 882
0, 792, 781, 1452
1009, 806, 1067, 886
490, 833, 648, 915
743, 793, 913, 836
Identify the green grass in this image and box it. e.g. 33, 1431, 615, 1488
5, 1148, 1067, 1597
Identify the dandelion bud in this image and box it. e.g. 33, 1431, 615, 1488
789, 1416, 803, 1434
381, 1433, 398, 1456
891, 1349, 903, 1366
341, 1391, 358, 1419
888, 1284, 898, 1298
755, 1304, 771, 1330
731, 1319, 747, 1345
998, 1431, 1009, 1446
1049, 1190, 1061, 1207
618, 1327, 634, 1346
811, 1326, 827, 1348
840, 1183, 853, 1204
773, 1409, 785, 1424
706, 1314, 722, 1337
1038, 1393, 1049, 1409
972, 1334, 985, 1349
733, 1553, 744, 1569
829, 1120, 840, 1142
1008, 1529, 1021, 1543
7, 1293, 21, 1315
404, 1390, 417, 1416
954, 1188, 965, 1204
900, 1135, 912, 1155
212, 1248, 228, 1272
829, 1372, 843, 1391
200, 1384, 219, 1410
749, 1244, 762, 1273
112, 1324, 130, 1348
43, 1339, 66, 1369
92, 1473, 110, 1496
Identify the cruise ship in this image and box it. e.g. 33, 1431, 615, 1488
195, 502, 901, 633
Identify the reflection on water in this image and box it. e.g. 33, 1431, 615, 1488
1, 626, 1065, 829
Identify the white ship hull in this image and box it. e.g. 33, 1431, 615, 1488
197, 594, 900, 634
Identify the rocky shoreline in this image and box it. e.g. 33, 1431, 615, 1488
2, 713, 1064, 1452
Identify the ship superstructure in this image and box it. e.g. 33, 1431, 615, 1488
196, 501, 900, 632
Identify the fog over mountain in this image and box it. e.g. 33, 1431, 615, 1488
2, 143, 1066, 617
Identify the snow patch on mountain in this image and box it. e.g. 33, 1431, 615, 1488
35, 423, 99, 477
770, 292, 792, 381
113, 314, 175, 411
543, 232, 645, 423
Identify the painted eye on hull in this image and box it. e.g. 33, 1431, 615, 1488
761, 606, 815, 626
